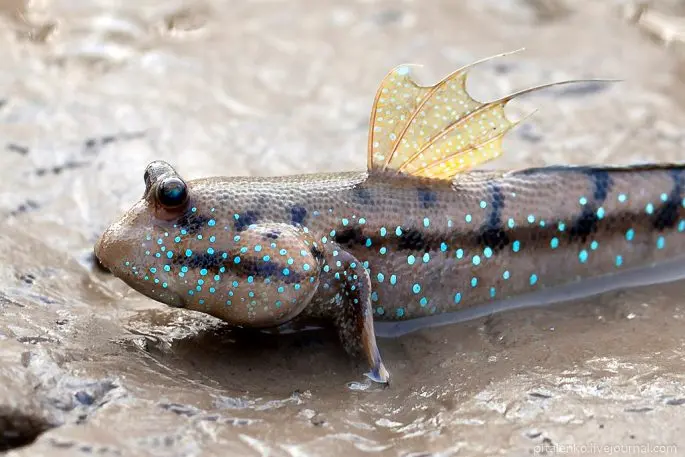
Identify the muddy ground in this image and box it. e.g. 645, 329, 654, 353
1, 0, 685, 455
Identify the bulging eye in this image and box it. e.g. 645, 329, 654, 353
157, 177, 188, 208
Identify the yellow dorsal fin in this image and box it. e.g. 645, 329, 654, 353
366, 50, 615, 180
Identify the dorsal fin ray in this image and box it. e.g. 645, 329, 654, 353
366, 50, 616, 180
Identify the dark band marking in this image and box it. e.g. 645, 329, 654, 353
652, 169, 684, 231
332, 227, 365, 246
173, 251, 302, 284
568, 208, 599, 242
569, 169, 613, 242
234, 211, 260, 232
417, 187, 438, 209
586, 168, 612, 204
477, 182, 509, 250
353, 186, 373, 205
176, 211, 212, 235
396, 228, 428, 251
290, 205, 307, 226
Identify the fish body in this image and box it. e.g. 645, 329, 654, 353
94, 53, 685, 383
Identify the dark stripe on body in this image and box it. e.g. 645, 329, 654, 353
234, 210, 260, 232
417, 187, 438, 209
569, 169, 613, 242
172, 251, 302, 284
477, 182, 510, 251
176, 211, 212, 235
652, 169, 684, 231
290, 205, 307, 225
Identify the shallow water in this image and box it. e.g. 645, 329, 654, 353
1, 0, 685, 455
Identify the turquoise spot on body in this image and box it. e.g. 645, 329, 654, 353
626, 229, 635, 241
529, 274, 538, 285
578, 250, 589, 263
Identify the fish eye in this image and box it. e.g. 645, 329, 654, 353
156, 177, 188, 208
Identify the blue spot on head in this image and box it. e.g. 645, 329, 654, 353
512, 240, 521, 252
470, 277, 478, 287
550, 237, 559, 249
407, 255, 416, 265
208, 219, 216, 227
529, 274, 538, 285
412, 283, 421, 294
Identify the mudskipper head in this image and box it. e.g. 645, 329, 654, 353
95, 161, 191, 308
95, 161, 319, 327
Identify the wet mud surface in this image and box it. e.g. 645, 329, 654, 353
1, 0, 685, 455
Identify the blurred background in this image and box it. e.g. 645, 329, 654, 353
0, 1, 684, 456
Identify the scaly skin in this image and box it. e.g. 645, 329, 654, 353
94, 162, 685, 383
94, 53, 685, 383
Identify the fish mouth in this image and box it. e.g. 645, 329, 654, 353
93, 221, 186, 309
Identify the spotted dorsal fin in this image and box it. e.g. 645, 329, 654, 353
366, 50, 612, 180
